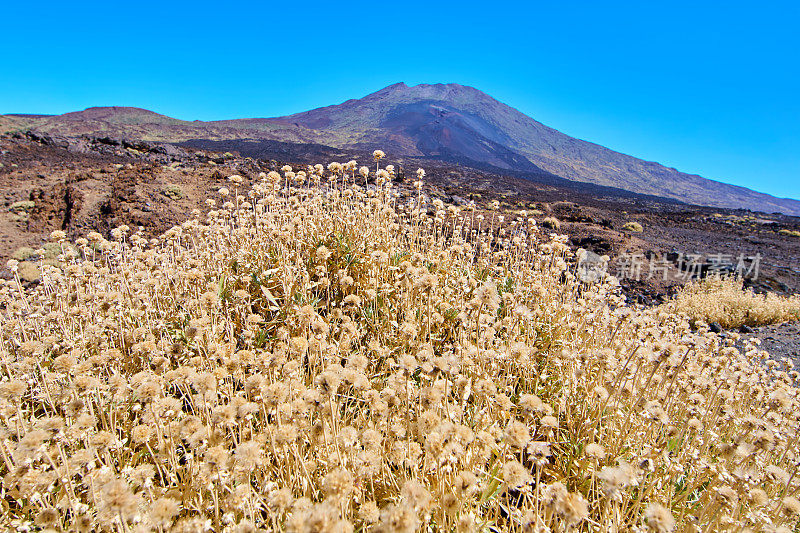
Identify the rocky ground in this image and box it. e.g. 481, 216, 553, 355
3, 131, 800, 292
744, 322, 800, 368
0, 132, 263, 279
1, 130, 799, 356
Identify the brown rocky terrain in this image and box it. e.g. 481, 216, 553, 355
746, 322, 800, 363
2, 129, 800, 361
2, 131, 799, 301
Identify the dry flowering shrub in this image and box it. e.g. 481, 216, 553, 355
668, 275, 800, 328
622, 221, 644, 233
540, 216, 560, 230
0, 158, 798, 532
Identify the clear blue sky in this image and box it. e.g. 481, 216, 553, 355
2, 1, 799, 200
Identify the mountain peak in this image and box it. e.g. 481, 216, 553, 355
59, 107, 186, 125
64, 106, 158, 116
368, 82, 487, 102
378, 82, 408, 91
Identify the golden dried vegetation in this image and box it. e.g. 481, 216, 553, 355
621, 222, 644, 233
669, 276, 800, 329
0, 156, 799, 532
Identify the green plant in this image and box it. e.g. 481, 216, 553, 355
622, 221, 644, 232
162, 184, 185, 200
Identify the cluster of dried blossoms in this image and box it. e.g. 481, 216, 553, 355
668, 276, 800, 329
0, 158, 799, 533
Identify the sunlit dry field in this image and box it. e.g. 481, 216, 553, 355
1, 154, 799, 532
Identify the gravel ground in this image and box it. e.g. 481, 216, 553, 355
742, 321, 800, 365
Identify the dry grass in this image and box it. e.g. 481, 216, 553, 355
668, 276, 800, 329
0, 158, 799, 531
622, 221, 643, 233
540, 216, 560, 230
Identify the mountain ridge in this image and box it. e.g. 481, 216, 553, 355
3, 83, 799, 215
270, 83, 800, 214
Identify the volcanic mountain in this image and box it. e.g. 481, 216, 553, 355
4, 83, 799, 214
271, 83, 800, 214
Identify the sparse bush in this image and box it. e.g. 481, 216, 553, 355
41, 241, 70, 264
9, 201, 34, 222
9, 200, 34, 213
779, 229, 800, 237
11, 246, 35, 261
541, 216, 560, 230
668, 275, 800, 328
162, 184, 185, 200
622, 221, 644, 232
0, 159, 798, 531
16, 261, 39, 282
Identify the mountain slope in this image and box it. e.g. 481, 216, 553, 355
273, 83, 800, 214
1, 107, 330, 146
3, 84, 799, 215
